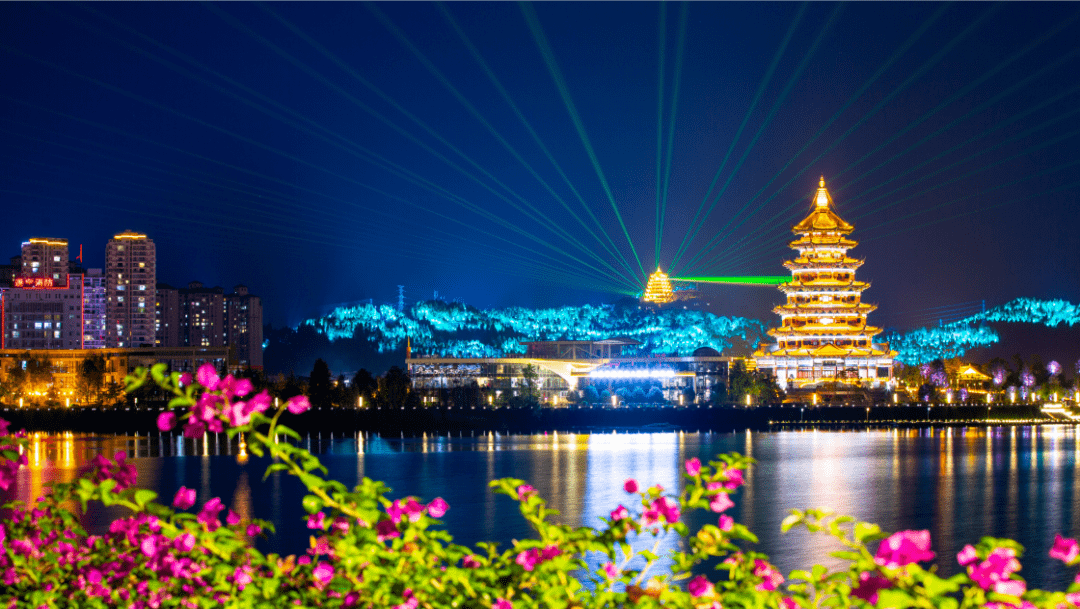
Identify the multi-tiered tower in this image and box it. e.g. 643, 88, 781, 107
641, 267, 675, 305
754, 178, 896, 389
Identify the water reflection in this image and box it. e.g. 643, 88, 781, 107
3, 427, 1080, 590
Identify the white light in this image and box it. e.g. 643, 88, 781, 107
589, 369, 677, 379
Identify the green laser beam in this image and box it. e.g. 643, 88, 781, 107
668, 2, 808, 270
435, 2, 640, 285
672, 3, 840, 274
654, 1, 667, 269
520, 1, 646, 280
657, 2, 688, 269
673, 276, 788, 286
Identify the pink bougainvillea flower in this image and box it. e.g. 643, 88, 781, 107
226, 510, 240, 526
178, 372, 193, 387
197, 497, 225, 531
312, 562, 334, 589
602, 562, 618, 579
403, 498, 425, 523
173, 486, 196, 510
968, 547, 1021, 590
157, 411, 176, 432
753, 559, 785, 591
173, 533, 196, 552
685, 458, 702, 476
246, 524, 262, 537
516, 548, 543, 571
957, 544, 979, 567
541, 544, 560, 560
1051, 534, 1080, 563
994, 579, 1026, 596
375, 519, 399, 542
516, 484, 536, 500
722, 468, 745, 490
623, 479, 639, 493
427, 497, 449, 518
710, 492, 735, 513
286, 395, 311, 414
492, 599, 513, 609
610, 505, 629, 521
307, 512, 326, 530
247, 390, 272, 414
688, 575, 714, 597
182, 420, 206, 439
462, 555, 481, 568
652, 496, 681, 523
851, 572, 891, 604
642, 508, 661, 526
779, 596, 799, 609
874, 530, 935, 568
719, 515, 734, 532
195, 363, 220, 390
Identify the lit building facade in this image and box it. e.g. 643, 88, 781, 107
21, 238, 69, 285
156, 282, 263, 369
753, 178, 896, 389
82, 269, 107, 349
408, 339, 731, 405
106, 231, 156, 348
1, 275, 84, 350
641, 268, 675, 304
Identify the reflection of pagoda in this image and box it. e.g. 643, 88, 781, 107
754, 178, 896, 389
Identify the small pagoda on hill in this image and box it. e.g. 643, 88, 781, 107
753, 177, 896, 390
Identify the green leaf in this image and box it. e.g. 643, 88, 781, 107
781, 513, 803, 532
922, 573, 961, 597
854, 522, 882, 543
302, 494, 322, 514
134, 489, 158, 508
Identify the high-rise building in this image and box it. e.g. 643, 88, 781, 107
753, 178, 896, 389
82, 269, 107, 349
225, 284, 263, 369
1, 274, 84, 350
155, 282, 263, 369
21, 238, 69, 284
106, 231, 156, 348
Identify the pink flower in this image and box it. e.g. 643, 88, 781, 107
780, 597, 799, 609
651, 496, 680, 523
516, 548, 541, 571
246, 524, 262, 537
182, 419, 206, 439
248, 390, 272, 414
719, 515, 734, 531
197, 497, 225, 531
226, 510, 240, 526
968, 547, 1021, 590
196, 363, 220, 389
307, 512, 326, 530
851, 572, 891, 604
753, 559, 784, 591
688, 575, 714, 597
403, 498, 425, 522
233, 565, 254, 590
623, 479, 639, 493
376, 519, 399, 542
173, 487, 196, 510
541, 544, 560, 560
993, 579, 1025, 596
874, 530, 935, 568
173, 533, 196, 552
492, 599, 513, 609
157, 411, 176, 432
957, 544, 979, 567
312, 562, 334, 588
722, 468, 745, 490
427, 497, 449, 518
610, 505, 629, 521
178, 372, 193, 387
225, 401, 252, 428
685, 458, 702, 476
462, 555, 481, 568
516, 484, 536, 500
1051, 534, 1080, 563
602, 562, 618, 579
286, 395, 311, 414
709, 492, 735, 513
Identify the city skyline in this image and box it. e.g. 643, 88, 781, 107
2, 3, 1079, 328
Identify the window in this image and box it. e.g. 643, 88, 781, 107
139, 285, 146, 290
53, 255, 60, 262
118, 296, 124, 302
54, 331, 61, 339
11, 332, 18, 338
34, 322, 42, 329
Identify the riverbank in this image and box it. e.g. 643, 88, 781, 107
0, 403, 1052, 434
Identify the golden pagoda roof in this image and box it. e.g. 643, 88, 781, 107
641, 267, 675, 304
791, 178, 854, 235
785, 257, 864, 268
768, 324, 883, 337
774, 303, 877, 314
753, 342, 897, 358
779, 281, 870, 291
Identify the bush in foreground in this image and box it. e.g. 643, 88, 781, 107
1, 364, 1080, 607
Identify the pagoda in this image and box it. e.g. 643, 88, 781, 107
753, 178, 896, 389
641, 267, 675, 304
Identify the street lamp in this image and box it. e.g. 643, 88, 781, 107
611, 395, 618, 408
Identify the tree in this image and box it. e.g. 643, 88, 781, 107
77, 354, 106, 403
352, 369, 378, 407
379, 366, 411, 409
521, 365, 540, 401
308, 359, 333, 407
583, 385, 599, 404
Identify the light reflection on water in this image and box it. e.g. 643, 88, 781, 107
5, 426, 1080, 590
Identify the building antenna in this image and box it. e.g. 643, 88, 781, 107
77, 244, 83, 264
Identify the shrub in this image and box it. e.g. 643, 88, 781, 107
0, 364, 1079, 607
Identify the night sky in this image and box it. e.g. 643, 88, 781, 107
2, 2, 1079, 329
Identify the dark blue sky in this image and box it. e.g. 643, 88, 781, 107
2, 2, 1078, 328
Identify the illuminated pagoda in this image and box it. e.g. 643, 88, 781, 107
753, 178, 896, 389
641, 267, 675, 305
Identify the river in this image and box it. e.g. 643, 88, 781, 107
4, 426, 1080, 591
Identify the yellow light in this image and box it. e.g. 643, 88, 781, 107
893, 393, 898, 404
641, 267, 675, 304
745, 394, 751, 406
611, 395, 617, 407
